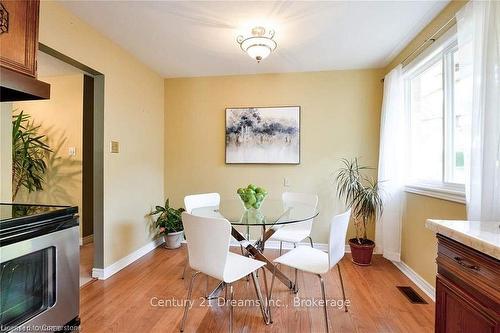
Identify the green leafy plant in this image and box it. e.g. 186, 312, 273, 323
336, 158, 383, 244
148, 199, 185, 234
12, 111, 52, 201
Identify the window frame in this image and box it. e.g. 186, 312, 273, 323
402, 27, 465, 204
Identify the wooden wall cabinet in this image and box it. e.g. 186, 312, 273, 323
0, 0, 39, 77
435, 234, 500, 333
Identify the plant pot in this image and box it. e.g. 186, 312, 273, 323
348, 238, 375, 266
163, 231, 183, 249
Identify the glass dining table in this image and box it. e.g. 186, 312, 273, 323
191, 198, 319, 306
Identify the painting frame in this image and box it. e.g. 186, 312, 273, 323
225, 106, 301, 165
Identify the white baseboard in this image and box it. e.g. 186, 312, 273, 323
92, 237, 164, 280
230, 240, 358, 254
230, 239, 329, 252
382, 251, 401, 262
392, 260, 435, 301
90, 238, 376, 281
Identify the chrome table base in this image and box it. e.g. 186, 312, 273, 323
204, 225, 296, 326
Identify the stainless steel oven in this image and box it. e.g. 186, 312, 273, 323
0, 204, 79, 333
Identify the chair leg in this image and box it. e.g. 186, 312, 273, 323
307, 236, 314, 248
317, 274, 330, 333
229, 283, 234, 333
180, 271, 200, 332
337, 264, 348, 312
292, 243, 298, 293
293, 267, 299, 294
279, 241, 283, 256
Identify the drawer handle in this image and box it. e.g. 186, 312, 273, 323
454, 256, 480, 271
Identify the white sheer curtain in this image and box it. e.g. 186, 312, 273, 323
376, 65, 406, 262
456, 0, 500, 221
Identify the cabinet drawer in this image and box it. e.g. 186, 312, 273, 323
437, 235, 500, 301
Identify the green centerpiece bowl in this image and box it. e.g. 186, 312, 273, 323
237, 184, 268, 210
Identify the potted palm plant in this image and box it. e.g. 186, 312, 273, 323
149, 199, 185, 249
336, 158, 383, 265
12, 111, 52, 201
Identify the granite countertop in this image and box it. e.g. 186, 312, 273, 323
425, 219, 500, 260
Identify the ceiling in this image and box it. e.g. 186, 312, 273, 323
60, 1, 449, 78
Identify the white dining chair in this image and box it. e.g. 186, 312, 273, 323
180, 212, 267, 333
270, 209, 351, 333
269, 192, 319, 254
184, 193, 221, 215
181, 193, 221, 279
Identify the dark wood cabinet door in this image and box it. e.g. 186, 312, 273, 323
436, 276, 498, 333
0, 0, 39, 77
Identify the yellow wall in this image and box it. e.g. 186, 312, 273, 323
385, 0, 468, 288
39, 1, 165, 267
0, 103, 12, 202
165, 70, 383, 243
402, 193, 466, 286
13, 74, 84, 236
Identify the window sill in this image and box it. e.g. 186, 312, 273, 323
404, 184, 465, 204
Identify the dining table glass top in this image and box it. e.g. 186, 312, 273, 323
191, 198, 319, 226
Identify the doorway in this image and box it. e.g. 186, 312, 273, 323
37, 44, 105, 287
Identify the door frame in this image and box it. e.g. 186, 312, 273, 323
38, 43, 105, 270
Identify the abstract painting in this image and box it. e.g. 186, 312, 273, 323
225, 106, 300, 164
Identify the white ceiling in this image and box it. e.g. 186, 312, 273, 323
60, 1, 449, 78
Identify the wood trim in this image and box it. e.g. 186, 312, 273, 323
0, 66, 49, 101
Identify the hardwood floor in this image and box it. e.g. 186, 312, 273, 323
80, 245, 435, 332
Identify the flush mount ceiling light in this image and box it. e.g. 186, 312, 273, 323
237, 26, 277, 63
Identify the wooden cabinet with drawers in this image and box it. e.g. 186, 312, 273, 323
0, 0, 40, 77
435, 234, 500, 333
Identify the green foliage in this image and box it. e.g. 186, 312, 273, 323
335, 158, 383, 242
12, 111, 52, 201
148, 198, 185, 234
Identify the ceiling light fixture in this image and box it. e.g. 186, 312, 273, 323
237, 26, 277, 63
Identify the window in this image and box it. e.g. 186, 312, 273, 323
404, 32, 468, 201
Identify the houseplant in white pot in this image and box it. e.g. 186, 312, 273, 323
149, 199, 185, 249
336, 158, 383, 265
